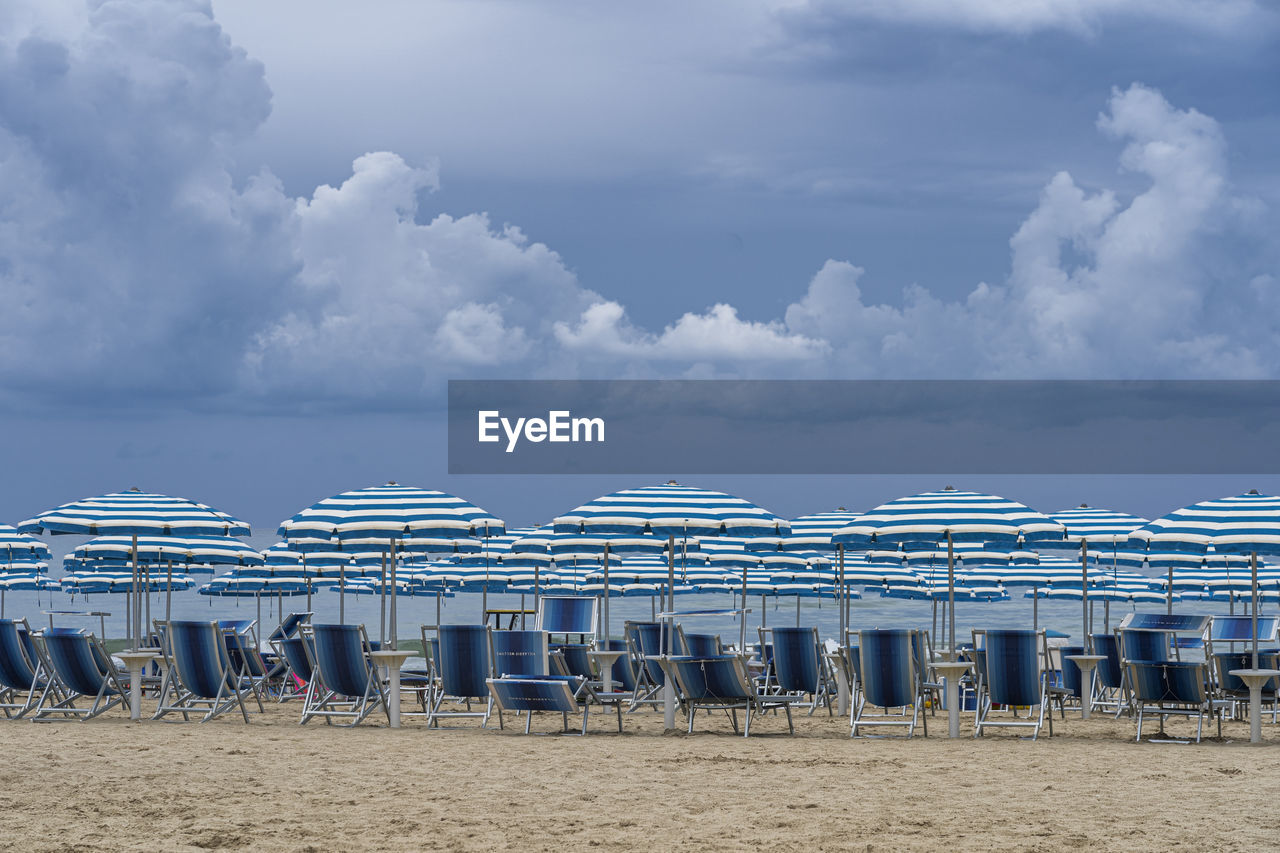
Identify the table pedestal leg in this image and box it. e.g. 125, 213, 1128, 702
387, 669, 402, 728
946, 678, 961, 738
129, 664, 144, 720
836, 669, 850, 717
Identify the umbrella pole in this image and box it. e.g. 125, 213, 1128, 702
1104, 599, 1110, 631
303, 554, 311, 613
257, 592, 262, 633
379, 553, 388, 645
131, 533, 140, 649
740, 564, 747, 652
1252, 551, 1260, 670
664, 534, 676, 730
602, 543, 611, 648
1081, 540, 1089, 652
946, 531, 956, 661
482, 527, 491, 625
796, 595, 801, 628
1167, 562, 1174, 616
761, 594, 767, 630
838, 544, 847, 642
144, 564, 152, 638
1033, 590, 1039, 632
389, 540, 398, 652
166, 560, 173, 624
436, 590, 442, 628
339, 562, 346, 623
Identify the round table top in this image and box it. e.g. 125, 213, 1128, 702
1229, 668, 1280, 679
586, 649, 626, 660
117, 649, 163, 662
369, 649, 415, 663
930, 660, 974, 672
1064, 654, 1107, 664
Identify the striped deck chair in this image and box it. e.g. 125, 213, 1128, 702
1047, 644, 1085, 719
765, 626, 832, 715
853, 629, 925, 737
488, 675, 605, 735
974, 629, 1052, 740
33, 628, 127, 721
277, 634, 315, 704
626, 621, 668, 710
153, 620, 252, 723
551, 643, 594, 680
427, 624, 493, 727
661, 655, 800, 737
219, 621, 270, 711
1212, 650, 1280, 724
536, 596, 598, 639
492, 630, 550, 677
1117, 628, 1171, 715
678, 628, 722, 657
1090, 632, 1126, 717
268, 612, 312, 644
0, 618, 58, 719
1128, 660, 1224, 742
300, 623, 388, 726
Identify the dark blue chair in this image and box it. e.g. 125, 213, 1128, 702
491, 630, 549, 677
853, 629, 924, 737
487, 675, 590, 734
427, 625, 493, 727
664, 655, 799, 737
975, 629, 1051, 739
277, 634, 315, 703
34, 628, 126, 721
268, 612, 312, 643
154, 620, 251, 723
0, 618, 52, 719
1047, 644, 1085, 718
768, 626, 831, 716
607, 638, 637, 692
626, 621, 675, 709
551, 643, 593, 679
299, 623, 387, 726
1127, 660, 1221, 742
679, 629, 722, 657
536, 596, 598, 636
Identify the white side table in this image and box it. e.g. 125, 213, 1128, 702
586, 649, 626, 694
117, 649, 162, 721
1064, 654, 1107, 720
370, 649, 414, 728
931, 660, 974, 738
1229, 668, 1280, 744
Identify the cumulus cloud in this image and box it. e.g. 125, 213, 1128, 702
0, 1, 1274, 412
775, 0, 1271, 36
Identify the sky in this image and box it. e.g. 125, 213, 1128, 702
0, 0, 1278, 531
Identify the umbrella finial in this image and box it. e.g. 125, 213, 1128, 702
385, 480, 399, 487
836, 506, 848, 511
1078, 503, 1089, 508
665, 479, 679, 486
128, 486, 142, 492
1248, 488, 1261, 495
942, 485, 956, 491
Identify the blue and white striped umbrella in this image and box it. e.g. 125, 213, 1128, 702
278, 482, 504, 550
73, 535, 264, 567
1048, 505, 1149, 545
746, 509, 860, 553
0, 572, 58, 591
1130, 491, 1280, 555
20, 490, 250, 537
553, 481, 788, 539
832, 487, 1064, 548
63, 571, 197, 595
0, 526, 52, 562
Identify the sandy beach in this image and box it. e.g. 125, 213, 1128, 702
1, 700, 1275, 853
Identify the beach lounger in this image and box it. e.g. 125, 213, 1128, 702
277, 634, 315, 703
268, 612, 312, 644
33, 628, 128, 721
487, 676, 592, 734
0, 618, 57, 719
662, 655, 800, 737
220, 621, 271, 710
853, 629, 925, 737
764, 626, 832, 715
974, 629, 1052, 740
536, 596, 599, 638
1127, 660, 1224, 743
492, 630, 551, 677
1047, 644, 1085, 718
678, 628, 722, 657
1090, 633, 1126, 716
1212, 650, 1280, 723
153, 620, 252, 723
626, 621, 671, 709
299, 623, 388, 726
427, 624, 493, 727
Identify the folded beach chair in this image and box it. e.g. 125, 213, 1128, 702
1090, 632, 1126, 716
974, 629, 1052, 740
764, 626, 832, 715
268, 612, 312, 644
1127, 660, 1225, 742
33, 628, 128, 721
299, 623, 388, 726
0, 618, 58, 719
487, 675, 592, 734
662, 654, 801, 736
152, 620, 252, 723
219, 621, 270, 710
427, 624, 493, 727
853, 629, 926, 737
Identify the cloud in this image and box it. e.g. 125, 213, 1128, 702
0, 1, 1274, 413
773, 0, 1271, 36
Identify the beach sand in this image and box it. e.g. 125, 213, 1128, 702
1, 699, 1275, 852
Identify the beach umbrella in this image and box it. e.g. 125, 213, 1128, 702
832, 486, 1064, 660
554, 480, 787, 722
1130, 491, 1280, 668
0, 525, 52, 564
278, 483, 504, 650
19, 489, 250, 647
1048, 504, 1148, 648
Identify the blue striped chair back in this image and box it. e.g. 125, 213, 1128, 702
632, 622, 671, 685
270, 612, 311, 643
858, 629, 916, 709
553, 643, 593, 678
491, 630, 549, 677
1119, 629, 1169, 663
984, 629, 1041, 707
771, 627, 821, 693
537, 596, 598, 635
1128, 660, 1206, 704
608, 638, 637, 691
43, 628, 116, 698
169, 621, 236, 700
682, 632, 721, 657
0, 620, 39, 692
438, 625, 491, 699
488, 677, 579, 714
1090, 633, 1123, 688
845, 645, 861, 683
218, 619, 255, 635
1213, 651, 1280, 693
669, 656, 750, 701
312, 624, 374, 698
1058, 645, 1084, 697
281, 636, 314, 681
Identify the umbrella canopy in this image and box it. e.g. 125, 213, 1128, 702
0, 525, 52, 561
0, 572, 58, 591
73, 535, 264, 566
19, 490, 249, 537
278, 482, 504, 550
1048, 505, 1149, 545
745, 508, 860, 553
553, 482, 788, 539
63, 571, 197, 594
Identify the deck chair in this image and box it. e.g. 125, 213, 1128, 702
662, 655, 800, 737
678, 628, 722, 657
1047, 644, 1085, 719
153, 620, 252, 723
605, 638, 637, 693
488, 676, 591, 734
268, 612, 312, 644
427, 624, 493, 727
33, 628, 127, 721
853, 629, 925, 737
0, 618, 58, 719
1212, 650, 1280, 723
1128, 660, 1224, 743
1090, 632, 1126, 716
765, 626, 832, 715
626, 621, 671, 710
492, 630, 550, 677
277, 634, 315, 704
1117, 628, 1171, 715
299, 623, 388, 726
551, 643, 594, 680
220, 621, 270, 711
536, 596, 599, 638
974, 629, 1052, 740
